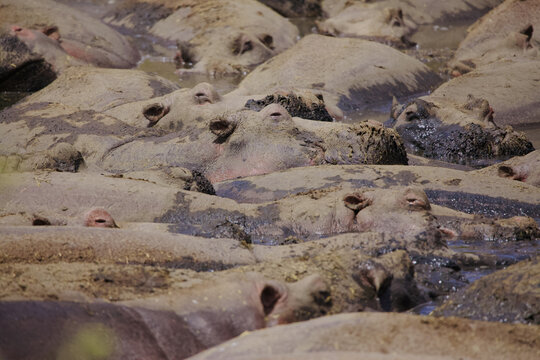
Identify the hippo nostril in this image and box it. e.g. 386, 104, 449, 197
343, 193, 372, 212
260, 285, 281, 316
210, 118, 236, 143
270, 112, 282, 117
260, 34, 275, 50
194, 92, 211, 104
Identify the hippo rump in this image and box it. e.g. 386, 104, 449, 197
450, 0, 540, 74
105, 0, 299, 76
432, 256, 540, 324
474, 150, 540, 187
0, 0, 140, 69
100, 104, 408, 182
0, 272, 328, 360
188, 312, 540, 360
228, 34, 441, 114
388, 94, 534, 166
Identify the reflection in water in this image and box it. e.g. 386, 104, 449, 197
57, 323, 116, 360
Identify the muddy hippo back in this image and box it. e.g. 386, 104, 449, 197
231, 34, 441, 112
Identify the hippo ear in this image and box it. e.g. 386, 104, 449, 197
143, 102, 170, 127
260, 284, 282, 316
210, 117, 236, 143
41, 25, 60, 41
343, 193, 372, 211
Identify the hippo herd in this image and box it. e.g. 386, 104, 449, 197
1, 0, 539, 359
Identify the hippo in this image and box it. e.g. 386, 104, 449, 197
105, 0, 299, 76
0, 0, 140, 69
388, 94, 534, 166
228, 34, 441, 114
321, 0, 503, 21
432, 256, 540, 324
429, 60, 540, 127
188, 312, 540, 360
0, 272, 329, 360
450, 0, 540, 74
0, 30, 58, 92
0, 226, 435, 314
474, 150, 540, 187
0, 67, 180, 165
0, 143, 84, 173
213, 164, 540, 218
100, 104, 408, 182
317, 4, 418, 49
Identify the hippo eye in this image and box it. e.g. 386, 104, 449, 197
261, 285, 281, 316
95, 218, 106, 223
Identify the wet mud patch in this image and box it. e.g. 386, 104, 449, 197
337, 70, 442, 112
425, 189, 540, 219
215, 180, 309, 203
245, 94, 333, 122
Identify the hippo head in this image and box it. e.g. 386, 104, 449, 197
340, 187, 446, 244
389, 95, 534, 166
253, 273, 331, 326
204, 104, 319, 182
142, 83, 222, 130
177, 30, 288, 77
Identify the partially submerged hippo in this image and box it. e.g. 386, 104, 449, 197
388, 94, 534, 166
450, 0, 540, 74
430, 60, 540, 127
318, 4, 417, 48
0, 0, 140, 69
229, 34, 441, 113
474, 150, 540, 187
0, 272, 328, 360
105, 0, 299, 76
100, 103, 407, 182
0, 143, 84, 173
432, 256, 540, 324
213, 164, 540, 218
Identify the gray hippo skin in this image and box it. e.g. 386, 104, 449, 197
0, 272, 329, 360
388, 94, 534, 166
432, 256, 540, 324
188, 312, 540, 360
450, 0, 540, 74
229, 34, 441, 113
0, 0, 140, 69
101, 103, 407, 182
105, 0, 299, 76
